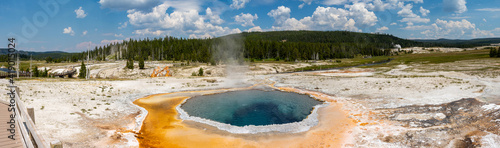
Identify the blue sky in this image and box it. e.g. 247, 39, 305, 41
1, 0, 500, 52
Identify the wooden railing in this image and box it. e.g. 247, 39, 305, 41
0, 72, 31, 78
11, 86, 47, 148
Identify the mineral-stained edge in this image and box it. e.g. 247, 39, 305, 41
176, 95, 329, 134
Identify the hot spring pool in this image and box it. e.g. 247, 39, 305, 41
179, 90, 323, 127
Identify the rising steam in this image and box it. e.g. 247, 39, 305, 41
211, 34, 248, 86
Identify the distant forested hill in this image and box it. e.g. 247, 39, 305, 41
413, 38, 500, 48
0, 48, 79, 62
234, 31, 421, 48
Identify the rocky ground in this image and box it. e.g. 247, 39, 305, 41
1, 53, 499, 147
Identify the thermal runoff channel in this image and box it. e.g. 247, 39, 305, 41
180, 90, 323, 126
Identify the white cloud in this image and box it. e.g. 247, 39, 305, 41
483, 18, 487, 22
163, 0, 204, 12
133, 29, 166, 36
101, 39, 124, 45
299, 0, 313, 8
367, 0, 391, 11
205, 8, 224, 25
345, 3, 378, 28
323, 0, 423, 11
299, 4, 306, 9
82, 30, 88, 36
376, 26, 389, 32
114, 34, 124, 37
420, 19, 492, 39
127, 2, 240, 38
75, 7, 87, 18
76, 41, 94, 51
230, 0, 250, 9
99, 0, 205, 12
246, 26, 263, 32
406, 0, 423, 3
267, 5, 377, 32
323, 0, 348, 5
118, 22, 128, 29
472, 29, 494, 38
301, 0, 313, 5
397, 3, 414, 17
189, 33, 212, 39
403, 24, 432, 30
323, 0, 422, 9
443, 0, 467, 14
235, 13, 258, 27
99, 0, 161, 11
419, 6, 430, 16
63, 27, 75, 36
267, 6, 291, 26
476, 8, 500, 12
398, 4, 430, 24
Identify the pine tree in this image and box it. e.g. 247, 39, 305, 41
79, 61, 86, 78
33, 66, 39, 77
490, 48, 496, 57
198, 67, 203, 76
126, 58, 134, 69
139, 57, 145, 69
42, 68, 48, 77
497, 48, 500, 57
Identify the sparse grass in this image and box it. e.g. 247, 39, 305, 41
369, 49, 490, 68
293, 56, 391, 72
294, 49, 491, 71
250, 58, 295, 64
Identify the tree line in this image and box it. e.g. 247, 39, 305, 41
80, 31, 415, 64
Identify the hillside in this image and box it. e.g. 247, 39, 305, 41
232, 31, 420, 48
0, 48, 79, 62
414, 38, 500, 48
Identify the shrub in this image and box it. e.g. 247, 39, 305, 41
490, 48, 497, 58
497, 48, 500, 57
198, 67, 203, 76
79, 61, 86, 78
126, 58, 134, 69
139, 58, 145, 69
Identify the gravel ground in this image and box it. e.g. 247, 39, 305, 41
0, 58, 499, 147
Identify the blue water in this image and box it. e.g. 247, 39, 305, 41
180, 90, 322, 126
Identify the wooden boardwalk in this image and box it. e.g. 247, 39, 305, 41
0, 100, 23, 148
1, 86, 47, 148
